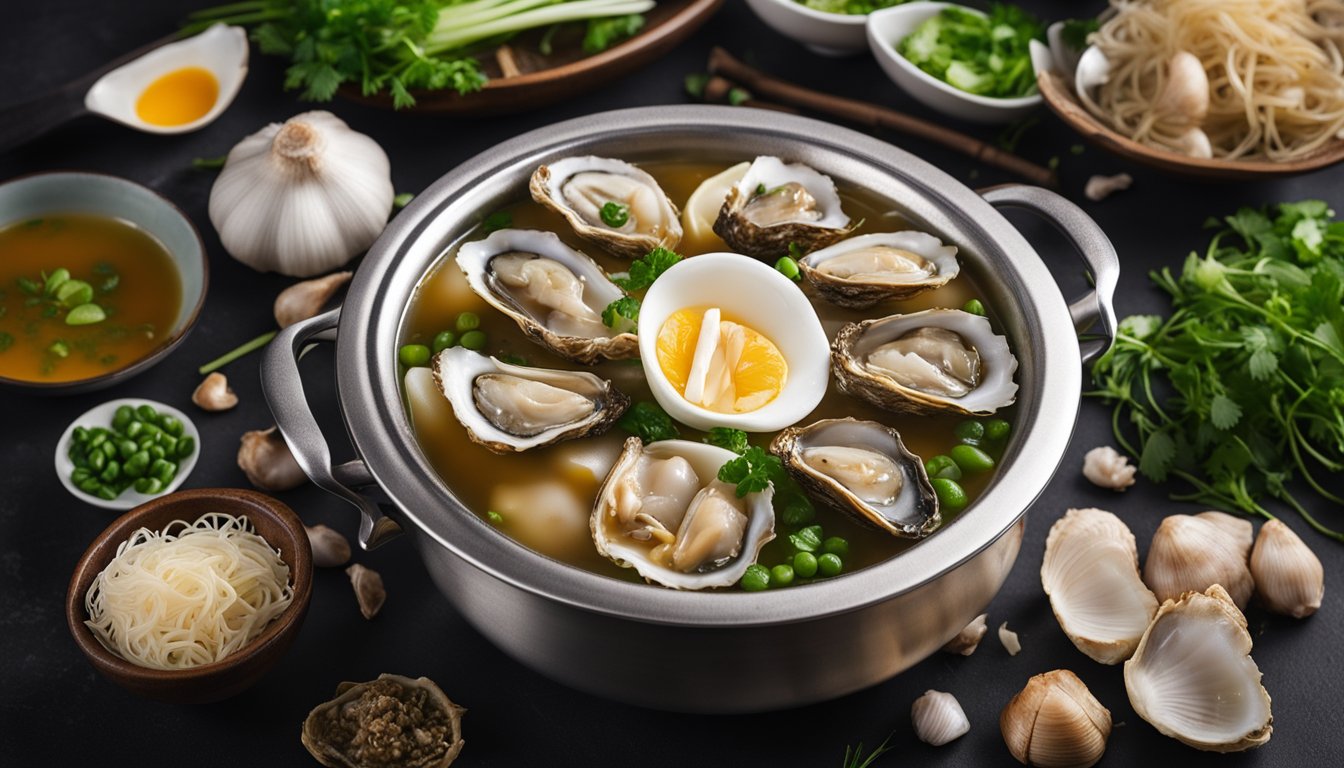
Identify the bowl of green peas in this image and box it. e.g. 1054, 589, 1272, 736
55, 399, 200, 510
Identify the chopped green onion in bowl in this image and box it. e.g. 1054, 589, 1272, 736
794, 0, 912, 15
896, 2, 1044, 99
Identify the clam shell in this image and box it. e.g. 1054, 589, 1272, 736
530, 157, 681, 259
1041, 508, 1158, 664
1000, 669, 1111, 768
799, 231, 960, 308
1124, 585, 1273, 752
712, 156, 853, 259
1250, 519, 1324, 618
301, 674, 465, 768
911, 690, 970, 746
1143, 513, 1254, 609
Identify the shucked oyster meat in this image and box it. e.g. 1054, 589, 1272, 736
713, 156, 854, 259
530, 156, 682, 259
302, 674, 465, 768
800, 231, 960, 308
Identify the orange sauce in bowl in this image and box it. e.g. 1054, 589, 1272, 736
135, 67, 218, 126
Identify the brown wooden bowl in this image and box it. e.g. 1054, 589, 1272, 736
337, 0, 724, 115
1037, 70, 1344, 180
65, 488, 313, 704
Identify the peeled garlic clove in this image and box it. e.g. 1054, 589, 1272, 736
192, 371, 238, 411
912, 690, 970, 746
998, 622, 1021, 656
1001, 669, 1111, 768
1154, 51, 1210, 125
942, 613, 988, 656
1042, 508, 1157, 664
307, 524, 352, 568
238, 427, 307, 491
347, 563, 386, 619
1124, 585, 1272, 752
274, 271, 353, 328
1143, 513, 1254, 609
1251, 520, 1323, 618
209, 111, 393, 277
1080, 446, 1135, 490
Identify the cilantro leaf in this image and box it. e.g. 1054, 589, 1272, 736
703, 427, 750, 455
582, 14, 645, 55
1209, 395, 1243, 430
613, 247, 683, 291
716, 446, 782, 497
482, 211, 513, 233
1139, 431, 1176, 482
617, 401, 679, 444
601, 296, 640, 332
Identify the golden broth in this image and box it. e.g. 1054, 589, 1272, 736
401, 161, 1014, 585
0, 215, 182, 382
135, 67, 218, 126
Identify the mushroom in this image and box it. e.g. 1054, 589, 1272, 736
1083, 174, 1133, 203
192, 372, 238, 412
274, 271, 353, 329
237, 427, 307, 491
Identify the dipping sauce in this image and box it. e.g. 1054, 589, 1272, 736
0, 215, 181, 382
135, 66, 218, 126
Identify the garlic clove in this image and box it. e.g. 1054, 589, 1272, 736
1173, 127, 1213, 159
1143, 513, 1254, 609
998, 622, 1021, 656
911, 690, 970, 746
1250, 519, 1323, 618
238, 426, 308, 491
307, 524, 352, 568
1124, 585, 1272, 752
209, 111, 393, 277
1154, 51, 1210, 125
1083, 174, 1133, 203
1001, 669, 1111, 768
192, 371, 238, 411
942, 613, 988, 656
347, 563, 386, 620
1081, 446, 1136, 490
274, 271, 353, 328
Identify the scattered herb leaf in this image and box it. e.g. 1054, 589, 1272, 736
684, 72, 710, 99
192, 155, 227, 170
600, 201, 630, 228
582, 13, 644, 55
393, 192, 415, 209
618, 401, 680, 443
704, 427, 750, 455
601, 296, 640, 332
482, 210, 513, 233
1060, 17, 1100, 50
612, 247, 682, 291
717, 446, 783, 497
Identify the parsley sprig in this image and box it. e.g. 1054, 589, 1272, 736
602, 247, 683, 331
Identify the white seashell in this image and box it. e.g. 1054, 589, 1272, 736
911, 690, 970, 746
1124, 585, 1272, 752
942, 613, 988, 656
1042, 508, 1158, 664
1250, 520, 1324, 618
998, 622, 1021, 656
1083, 174, 1132, 203
1143, 513, 1254, 609
1080, 446, 1135, 490
1001, 669, 1111, 768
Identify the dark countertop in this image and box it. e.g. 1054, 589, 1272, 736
1, 1, 1340, 765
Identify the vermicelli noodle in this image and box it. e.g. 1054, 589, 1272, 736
84, 512, 293, 670
1082, 0, 1344, 161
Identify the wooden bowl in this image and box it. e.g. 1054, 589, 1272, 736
1037, 70, 1344, 180
338, 0, 724, 115
66, 488, 313, 703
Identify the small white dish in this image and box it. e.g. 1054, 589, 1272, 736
55, 398, 201, 511
866, 2, 1043, 124
637, 252, 831, 433
743, 0, 870, 57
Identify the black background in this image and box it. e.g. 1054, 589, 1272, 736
1, 1, 1341, 765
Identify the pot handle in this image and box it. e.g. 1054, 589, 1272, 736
981, 184, 1119, 364
262, 307, 403, 551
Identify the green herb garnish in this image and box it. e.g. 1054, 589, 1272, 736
841, 734, 895, 768
482, 210, 513, 233
192, 155, 227, 170
704, 427, 750, 455
684, 72, 710, 99
601, 296, 640, 332
897, 3, 1044, 98
794, 0, 909, 15
487, 510, 505, 525
1060, 17, 1099, 50
717, 445, 784, 497
728, 86, 752, 106
582, 13, 644, 54
600, 201, 630, 228
612, 247, 682, 291
754, 183, 767, 196
393, 192, 415, 209
618, 401, 680, 443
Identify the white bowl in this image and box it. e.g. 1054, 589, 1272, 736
866, 2, 1043, 124
637, 252, 831, 433
55, 398, 201, 511
743, 0, 870, 57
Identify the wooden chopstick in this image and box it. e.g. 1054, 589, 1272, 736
702, 76, 799, 114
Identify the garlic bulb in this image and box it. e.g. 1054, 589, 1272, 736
1143, 512, 1254, 609
911, 690, 970, 746
1251, 520, 1324, 618
209, 111, 393, 277
942, 613, 988, 656
1080, 446, 1135, 489
1001, 669, 1111, 767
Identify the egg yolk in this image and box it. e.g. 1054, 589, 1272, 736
135, 67, 219, 127
656, 307, 788, 414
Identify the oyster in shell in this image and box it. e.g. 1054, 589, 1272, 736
456, 228, 637, 364
431, 347, 628, 454
771, 418, 940, 538
302, 673, 465, 768
712, 156, 854, 259
592, 437, 775, 589
800, 232, 960, 308
530, 156, 681, 259
832, 309, 1018, 416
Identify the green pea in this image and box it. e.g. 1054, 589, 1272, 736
950, 444, 995, 473
134, 477, 164, 495
88, 431, 108, 449
774, 256, 801, 281
118, 439, 137, 459
159, 415, 183, 437
455, 312, 481, 333
57, 281, 94, 308
985, 419, 1011, 442
817, 553, 843, 577
962, 298, 986, 316
126, 420, 144, 439
930, 478, 969, 512
71, 468, 91, 484
73, 426, 89, 444
44, 267, 70, 295
149, 445, 166, 462
822, 536, 849, 559
95, 485, 119, 501
793, 551, 818, 578
99, 440, 117, 459
925, 455, 962, 480
176, 436, 196, 460
71, 451, 89, 469
136, 404, 158, 422
398, 343, 431, 367
149, 459, 176, 485
77, 477, 102, 494
124, 451, 150, 478
771, 564, 796, 587
100, 461, 121, 483
138, 422, 161, 440
432, 330, 457, 353
954, 420, 985, 444
740, 563, 771, 592
89, 451, 106, 471
111, 407, 133, 431
459, 330, 487, 351
156, 434, 179, 455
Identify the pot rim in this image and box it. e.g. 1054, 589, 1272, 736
337, 105, 1081, 627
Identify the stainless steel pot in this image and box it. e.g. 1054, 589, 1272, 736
262, 106, 1118, 713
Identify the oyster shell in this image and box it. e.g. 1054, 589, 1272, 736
302, 674, 465, 768
712, 156, 854, 259
591, 437, 775, 589
770, 418, 939, 538
832, 309, 1018, 416
1124, 585, 1273, 752
456, 229, 637, 364
800, 232, 960, 308
431, 347, 628, 454
529, 156, 681, 259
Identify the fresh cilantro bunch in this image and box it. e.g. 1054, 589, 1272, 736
897, 3, 1044, 98
1091, 200, 1344, 541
